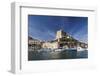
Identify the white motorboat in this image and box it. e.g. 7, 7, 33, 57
77, 46, 86, 51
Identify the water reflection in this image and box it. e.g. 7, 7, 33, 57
28, 49, 88, 60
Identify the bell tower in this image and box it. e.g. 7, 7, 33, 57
56, 29, 66, 39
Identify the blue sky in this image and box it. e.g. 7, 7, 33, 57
28, 15, 88, 43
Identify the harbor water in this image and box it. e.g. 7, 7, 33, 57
28, 48, 88, 60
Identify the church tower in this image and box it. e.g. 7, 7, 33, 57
56, 29, 66, 39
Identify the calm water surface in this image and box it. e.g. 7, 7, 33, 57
28, 49, 88, 61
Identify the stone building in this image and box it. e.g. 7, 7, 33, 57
42, 29, 87, 49
42, 40, 59, 49
28, 36, 42, 51
28, 29, 88, 51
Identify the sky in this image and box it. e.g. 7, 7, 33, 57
28, 15, 88, 43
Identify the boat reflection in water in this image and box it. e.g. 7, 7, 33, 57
28, 48, 88, 61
